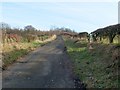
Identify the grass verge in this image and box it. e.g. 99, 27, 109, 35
2, 35, 57, 69
64, 38, 119, 88
2, 42, 43, 69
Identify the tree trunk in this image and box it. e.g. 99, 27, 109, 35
108, 34, 116, 43
92, 35, 97, 42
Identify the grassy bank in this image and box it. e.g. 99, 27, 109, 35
2, 35, 57, 69
2, 42, 43, 69
64, 38, 119, 88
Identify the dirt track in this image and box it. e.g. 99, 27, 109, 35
2, 36, 85, 88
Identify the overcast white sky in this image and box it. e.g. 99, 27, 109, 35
1, 0, 119, 33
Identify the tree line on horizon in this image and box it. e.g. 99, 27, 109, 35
0, 22, 120, 44
0, 22, 76, 43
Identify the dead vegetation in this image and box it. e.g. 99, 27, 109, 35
1, 35, 57, 70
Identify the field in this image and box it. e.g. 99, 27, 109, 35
64, 37, 119, 88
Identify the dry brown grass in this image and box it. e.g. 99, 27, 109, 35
2, 35, 57, 69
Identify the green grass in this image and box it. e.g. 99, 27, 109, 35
2, 35, 56, 69
32, 41, 43, 47
2, 41, 43, 69
64, 39, 119, 88
3, 49, 28, 66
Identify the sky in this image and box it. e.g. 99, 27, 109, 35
118, 1, 120, 24
1, 1, 118, 33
